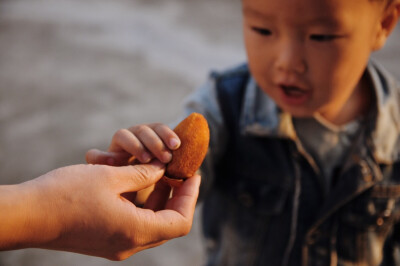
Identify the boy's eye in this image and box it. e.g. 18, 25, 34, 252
310, 34, 339, 42
251, 27, 271, 36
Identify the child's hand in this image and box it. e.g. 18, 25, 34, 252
86, 123, 181, 166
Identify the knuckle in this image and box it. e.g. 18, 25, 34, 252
154, 123, 173, 137
113, 128, 129, 141
135, 124, 150, 136
131, 164, 152, 183
152, 123, 166, 131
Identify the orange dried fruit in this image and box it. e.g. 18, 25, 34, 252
165, 113, 210, 180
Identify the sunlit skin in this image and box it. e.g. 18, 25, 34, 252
243, 0, 397, 125
86, 0, 400, 168
0, 161, 201, 261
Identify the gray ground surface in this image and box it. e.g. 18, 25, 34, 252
0, 0, 399, 265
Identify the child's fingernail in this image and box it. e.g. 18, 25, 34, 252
141, 152, 151, 163
169, 138, 180, 149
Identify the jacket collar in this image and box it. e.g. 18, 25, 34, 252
239, 78, 297, 139
367, 61, 400, 164
240, 60, 400, 164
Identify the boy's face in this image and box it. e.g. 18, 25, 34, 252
243, 0, 387, 123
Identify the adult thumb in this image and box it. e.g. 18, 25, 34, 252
112, 160, 165, 193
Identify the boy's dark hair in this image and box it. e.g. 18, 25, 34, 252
371, 0, 393, 5
370, 0, 396, 10
382, 0, 395, 7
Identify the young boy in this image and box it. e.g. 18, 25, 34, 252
87, 0, 400, 264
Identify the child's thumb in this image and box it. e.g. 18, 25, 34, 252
114, 160, 166, 193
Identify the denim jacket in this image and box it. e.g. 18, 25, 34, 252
183, 61, 400, 266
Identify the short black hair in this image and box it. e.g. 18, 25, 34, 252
370, 0, 395, 9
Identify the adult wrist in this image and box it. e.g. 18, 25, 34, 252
0, 179, 62, 250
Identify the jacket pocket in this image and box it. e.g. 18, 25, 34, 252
340, 184, 400, 229
230, 175, 290, 216
336, 184, 400, 264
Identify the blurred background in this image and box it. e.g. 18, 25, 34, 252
0, 0, 399, 265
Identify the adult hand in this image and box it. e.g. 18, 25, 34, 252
0, 161, 200, 260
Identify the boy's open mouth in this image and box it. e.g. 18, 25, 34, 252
281, 85, 308, 98
279, 84, 311, 105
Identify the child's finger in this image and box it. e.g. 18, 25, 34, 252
131, 125, 172, 163
85, 149, 131, 166
149, 123, 181, 150
109, 128, 153, 163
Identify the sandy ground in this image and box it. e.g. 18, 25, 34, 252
0, 0, 399, 265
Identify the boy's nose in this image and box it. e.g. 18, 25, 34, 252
275, 42, 307, 74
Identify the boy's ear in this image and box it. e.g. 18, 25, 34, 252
372, 1, 400, 51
